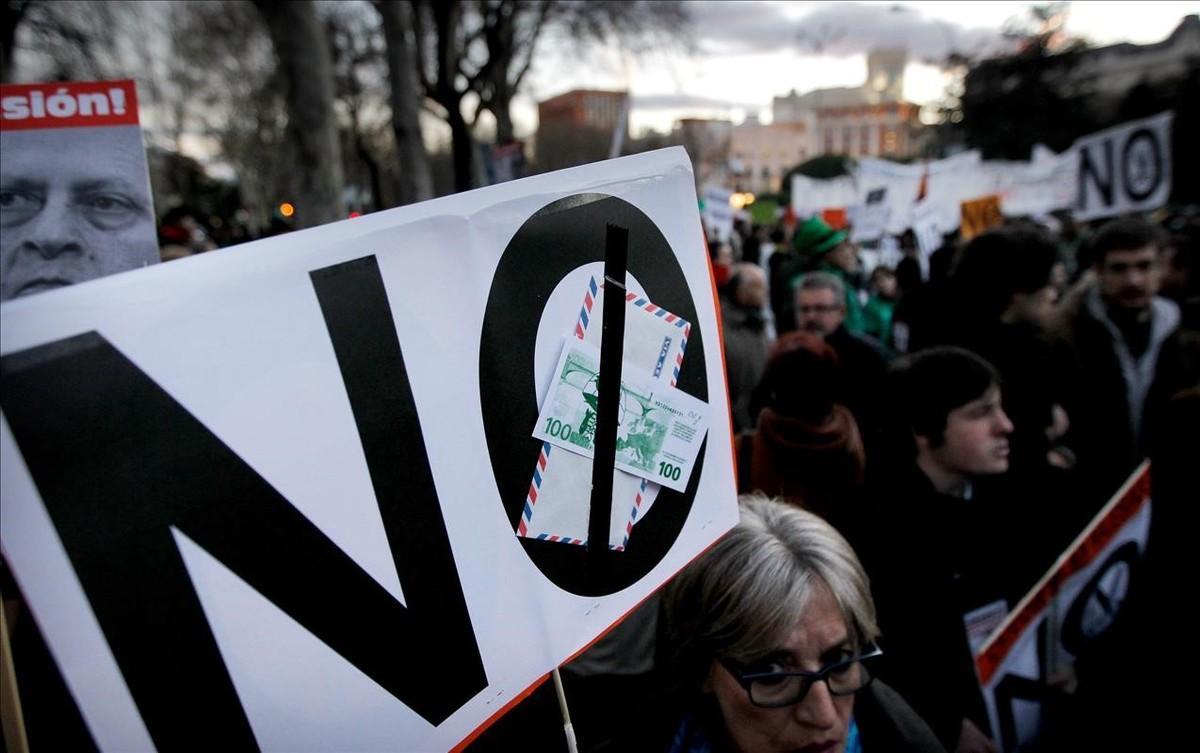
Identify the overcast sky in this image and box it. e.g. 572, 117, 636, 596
513, 1, 1200, 137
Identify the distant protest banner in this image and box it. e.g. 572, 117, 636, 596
921, 150, 983, 232
1074, 112, 1173, 221
960, 194, 1004, 241
791, 174, 857, 220
0, 147, 739, 751
911, 198, 944, 259
0, 79, 158, 302
701, 184, 734, 241
855, 157, 923, 235
995, 146, 1078, 218
850, 186, 890, 243
975, 464, 1151, 752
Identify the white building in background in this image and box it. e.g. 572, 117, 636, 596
815, 102, 923, 158
773, 49, 924, 159
729, 116, 809, 193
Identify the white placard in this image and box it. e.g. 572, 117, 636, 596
701, 184, 734, 242
850, 186, 890, 243
975, 464, 1151, 753
1073, 111, 1173, 221
0, 147, 739, 752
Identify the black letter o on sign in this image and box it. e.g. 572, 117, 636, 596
1121, 128, 1162, 202
479, 194, 708, 596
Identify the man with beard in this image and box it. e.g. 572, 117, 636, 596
1053, 217, 1198, 508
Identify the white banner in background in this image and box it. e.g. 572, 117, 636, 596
0, 147, 739, 752
850, 187, 890, 243
1074, 111, 1173, 221
702, 184, 734, 242
920, 150, 982, 232
911, 199, 944, 259
995, 153, 1079, 218
791, 174, 858, 218
854, 157, 923, 235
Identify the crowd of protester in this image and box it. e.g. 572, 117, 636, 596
6, 134, 1198, 749
700, 208, 1200, 753
468, 206, 1198, 753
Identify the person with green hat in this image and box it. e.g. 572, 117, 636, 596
791, 215, 867, 336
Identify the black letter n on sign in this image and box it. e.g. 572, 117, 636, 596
0, 256, 485, 751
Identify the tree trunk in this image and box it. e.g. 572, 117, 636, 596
445, 106, 474, 193
354, 130, 385, 212
425, 1, 475, 193
253, 0, 345, 228
376, 0, 433, 205
492, 89, 515, 144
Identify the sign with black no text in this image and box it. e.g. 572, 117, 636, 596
974, 463, 1151, 752
1075, 112, 1173, 222
0, 148, 739, 751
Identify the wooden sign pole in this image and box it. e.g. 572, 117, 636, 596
551, 667, 578, 753
0, 595, 30, 753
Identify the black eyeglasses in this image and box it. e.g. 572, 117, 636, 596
796, 304, 841, 315
719, 644, 883, 708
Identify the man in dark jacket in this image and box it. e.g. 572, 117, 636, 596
1053, 217, 1199, 510
794, 271, 889, 435
853, 348, 1012, 753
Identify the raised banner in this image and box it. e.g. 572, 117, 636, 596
854, 157, 923, 235
701, 184, 734, 242
791, 174, 858, 220
0, 147, 739, 751
975, 463, 1151, 752
1074, 112, 1173, 221
849, 187, 890, 243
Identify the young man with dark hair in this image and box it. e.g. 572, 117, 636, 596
852, 347, 1011, 753
943, 225, 1072, 478
1054, 216, 1198, 507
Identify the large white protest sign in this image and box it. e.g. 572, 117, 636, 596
975, 464, 1151, 752
0, 79, 159, 302
1074, 112, 1173, 221
0, 147, 739, 752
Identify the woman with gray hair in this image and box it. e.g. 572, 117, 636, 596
651, 495, 946, 753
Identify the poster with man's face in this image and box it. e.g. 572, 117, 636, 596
0, 79, 158, 301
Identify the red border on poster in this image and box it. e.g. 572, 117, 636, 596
975, 462, 1151, 686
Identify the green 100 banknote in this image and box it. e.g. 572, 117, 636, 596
532, 338, 709, 492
